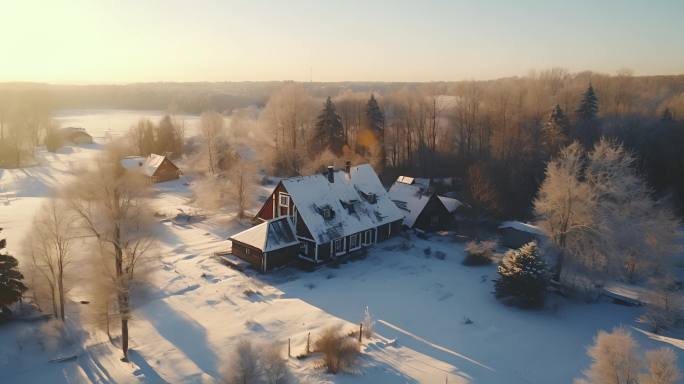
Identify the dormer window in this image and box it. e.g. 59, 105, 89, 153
323, 207, 332, 219
279, 193, 290, 208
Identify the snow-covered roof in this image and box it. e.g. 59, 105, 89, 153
396, 176, 430, 190
120, 154, 172, 177
438, 196, 462, 213
229, 217, 299, 252
281, 164, 404, 244
498, 221, 545, 236
388, 180, 431, 228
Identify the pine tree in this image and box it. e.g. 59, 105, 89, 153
541, 104, 569, 156
0, 229, 27, 316
312, 97, 346, 156
364, 94, 386, 166
575, 83, 600, 148
661, 108, 674, 123
494, 242, 548, 308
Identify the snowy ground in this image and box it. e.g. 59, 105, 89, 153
2, 112, 684, 383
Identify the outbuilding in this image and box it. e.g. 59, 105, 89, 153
498, 221, 545, 249
388, 176, 462, 231
229, 217, 300, 272
120, 153, 181, 183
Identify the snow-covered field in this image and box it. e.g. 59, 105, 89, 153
1, 111, 684, 383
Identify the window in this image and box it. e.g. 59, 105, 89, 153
350, 234, 360, 249
299, 241, 308, 255
245, 248, 251, 256
279, 193, 290, 208
323, 207, 332, 219
363, 230, 373, 245
334, 238, 345, 255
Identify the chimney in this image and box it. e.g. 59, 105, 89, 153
327, 165, 334, 183
344, 161, 351, 174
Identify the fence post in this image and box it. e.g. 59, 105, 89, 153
288, 338, 291, 357
306, 332, 310, 354
359, 323, 363, 343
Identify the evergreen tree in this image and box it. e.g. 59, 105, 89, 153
142, 123, 155, 156
661, 108, 674, 123
364, 94, 386, 166
494, 242, 548, 308
0, 229, 27, 316
312, 97, 345, 156
575, 83, 600, 148
156, 115, 182, 158
541, 104, 569, 157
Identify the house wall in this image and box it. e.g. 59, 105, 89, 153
256, 183, 293, 221
413, 195, 452, 231
231, 241, 265, 271
231, 240, 299, 272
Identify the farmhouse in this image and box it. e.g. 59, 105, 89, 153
233, 162, 403, 269
498, 221, 545, 249
120, 153, 181, 183
58, 127, 93, 145
388, 176, 461, 231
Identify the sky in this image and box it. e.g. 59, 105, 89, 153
1, 0, 683, 84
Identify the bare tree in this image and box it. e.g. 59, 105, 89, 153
67, 148, 155, 361
26, 199, 77, 321
230, 156, 257, 219
200, 111, 225, 175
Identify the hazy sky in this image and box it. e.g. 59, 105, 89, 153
2, 0, 683, 83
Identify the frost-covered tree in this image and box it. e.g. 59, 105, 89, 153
534, 142, 595, 280
641, 278, 683, 334
494, 242, 548, 308
312, 97, 346, 157
200, 111, 225, 175
362, 305, 375, 339
535, 139, 681, 284
641, 348, 681, 384
224, 340, 264, 384
0, 231, 27, 316
576, 327, 641, 384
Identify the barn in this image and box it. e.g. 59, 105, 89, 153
229, 217, 300, 272
120, 154, 181, 183
388, 176, 462, 231
250, 162, 404, 266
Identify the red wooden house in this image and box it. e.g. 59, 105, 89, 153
232, 163, 403, 269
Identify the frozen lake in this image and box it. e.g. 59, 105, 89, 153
53, 109, 230, 142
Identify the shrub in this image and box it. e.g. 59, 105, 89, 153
362, 306, 375, 339
494, 242, 548, 308
314, 326, 360, 374
223, 340, 291, 384
463, 240, 496, 266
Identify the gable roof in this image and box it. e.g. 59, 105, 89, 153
229, 217, 299, 252
120, 154, 176, 177
438, 196, 462, 213
388, 179, 432, 227
280, 164, 404, 244
498, 221, 545, 236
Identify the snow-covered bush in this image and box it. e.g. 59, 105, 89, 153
641, 279, 683, 333
463, 240, 496, 266
39, 319, 72, 351
576, 327, 681, 384
494, 242, 548, 308
314, 326, 360, 374
261, 343, 289, 384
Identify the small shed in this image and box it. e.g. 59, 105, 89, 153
498, 221, 545, 249
120, 154, 181, 183
229, 217, 300, 272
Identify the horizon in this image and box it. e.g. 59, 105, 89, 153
2, 0, 684, 84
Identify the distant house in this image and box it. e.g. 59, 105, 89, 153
229, 217, 300, 272
231, 162, 403, 270
388, 176, 462, 231
120, 154, 181, 183
498, 221, 545, 249
58, 127, 93, 145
